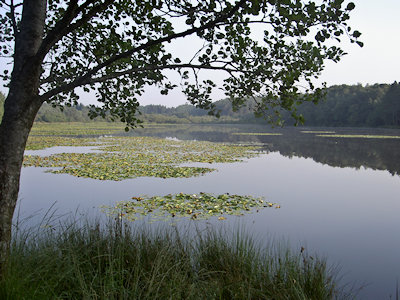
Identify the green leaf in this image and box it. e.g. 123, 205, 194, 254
346, 2, 355, 10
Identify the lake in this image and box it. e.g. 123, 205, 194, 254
18, 124, 400, 299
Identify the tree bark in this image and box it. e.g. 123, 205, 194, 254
0, 88, 42, 276
0, 0, 47, 277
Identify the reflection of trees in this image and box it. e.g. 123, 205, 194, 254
265, 134, 400, 176
122, 124, 400, 176
122, 124, 252, 143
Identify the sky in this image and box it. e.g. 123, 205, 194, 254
316, 0, 400, 87
1, 0, 399, 107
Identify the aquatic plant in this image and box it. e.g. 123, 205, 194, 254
23, 136, 259, 180
25, 136, 99, 150
30, 122, 127, 136
102, 193, 278, 221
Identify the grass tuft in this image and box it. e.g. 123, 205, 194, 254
1, 218, 355, 299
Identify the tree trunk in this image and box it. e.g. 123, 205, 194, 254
0, 0, 47, 277
0, 90, 42, 276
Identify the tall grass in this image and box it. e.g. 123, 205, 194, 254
0, 217, 354, 299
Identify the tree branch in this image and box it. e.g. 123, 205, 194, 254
39, 63, 241, 100
40, 0, 248, 101
93, 0, 247, 72
9, 0, 18, 37
36, 0, 113, 61
36, 0, 79, 59
92, 63, 241, 83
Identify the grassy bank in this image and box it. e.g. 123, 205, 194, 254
0, 218, 353, 299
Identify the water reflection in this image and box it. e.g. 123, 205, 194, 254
124, 124, 400, 176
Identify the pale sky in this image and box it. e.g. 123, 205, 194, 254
1, 1, 399, 107
317, 0, 400, 86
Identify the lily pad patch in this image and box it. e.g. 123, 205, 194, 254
23, 136, 260, 180
102, 193, 280, 221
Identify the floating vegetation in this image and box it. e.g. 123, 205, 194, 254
23, 136, 259, 180
29, 122, 181, 137
232, 132, 282, 136
301, 131, 336, 134
26, 136, 100, 150
102, 193, 279, 221
24, 153, 213, 180
316, 134, 400, 139
30, 122, 127, 136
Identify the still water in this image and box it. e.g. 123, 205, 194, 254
18, 125, 400, 299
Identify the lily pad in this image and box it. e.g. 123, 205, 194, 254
102, 193, 279, 221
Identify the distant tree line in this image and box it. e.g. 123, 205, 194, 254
141, 82, 400, 127
0, 83, 399, 127
292, 82, 400, 127
34, 102, 102, 123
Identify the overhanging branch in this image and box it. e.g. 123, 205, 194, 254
39, 63, 242, 100
39, 0, 247, 101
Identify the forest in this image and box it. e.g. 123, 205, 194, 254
1, 82, 399, 127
